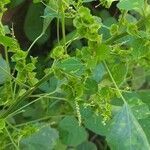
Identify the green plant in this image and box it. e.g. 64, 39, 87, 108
0, 0, 150, 149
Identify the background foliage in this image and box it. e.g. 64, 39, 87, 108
0, 0, 150, 149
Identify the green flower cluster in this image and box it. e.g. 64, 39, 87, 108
73, 6, 101, 41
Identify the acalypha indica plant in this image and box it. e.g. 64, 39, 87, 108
0, 0, 150, 149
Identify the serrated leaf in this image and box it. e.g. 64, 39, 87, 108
0, 35, 16, 48
20, 126, 59, 150
107, 103, 150, 150
59, 116, 88, 146
56, 57, 85, 76
51, 46, 65, 59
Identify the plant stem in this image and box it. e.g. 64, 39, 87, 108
5, 127, 19, 150
103, 61, 127, 104
105, 32, 127, 45
59, 0, 66, 52
8, 92, 58, 118
57, 0, 60, 44
4, 44, 14, 101
0, 66, 29, 88
15, 114, 71, 127
27, 32, 44, 53
0, 70, 53, 119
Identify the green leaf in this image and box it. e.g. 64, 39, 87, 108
20, 126, 59, 150
117, 0, 144, 12
0, 55, 9, 84
132, 67, 146, 90
54, 140, 67, 150
0, 35, 16, 48
99, 16, 117, 40
76, 141, 97, 150
42, 1, 59, 33
91, 63, 105, 83
110, 62, 128, 86
43, 0, 59, 18
56, 57, 85, 76
128, 98, 150, 120
112, 92, 150, 120
107, 103, 150, 150
24, 3, 50, 44
137, 90, 150, 109
81, 108, 107, 136
84, 78, 98, 95
96, 43, 110, 61
59, 116, 88, 146
73, 6, 101, 41
76, 46, 97, 69
129, 38, 148, 59
139, 116, 150, 143
39, 76, 58, 93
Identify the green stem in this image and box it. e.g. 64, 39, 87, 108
0, 70, 53, 119
57, 0, 60, 44
8, 92, 57, 118
27, 32, 44, 53
6, 121, 19, 131
103, 61, 127, 104
0, 65, 30, 88
15, 114, 71, 127
4, 43, 14, 101
59, 0, 66, 52
105, 32, 127, 45
57, 17, 60, 44
5, 127, 19, 150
